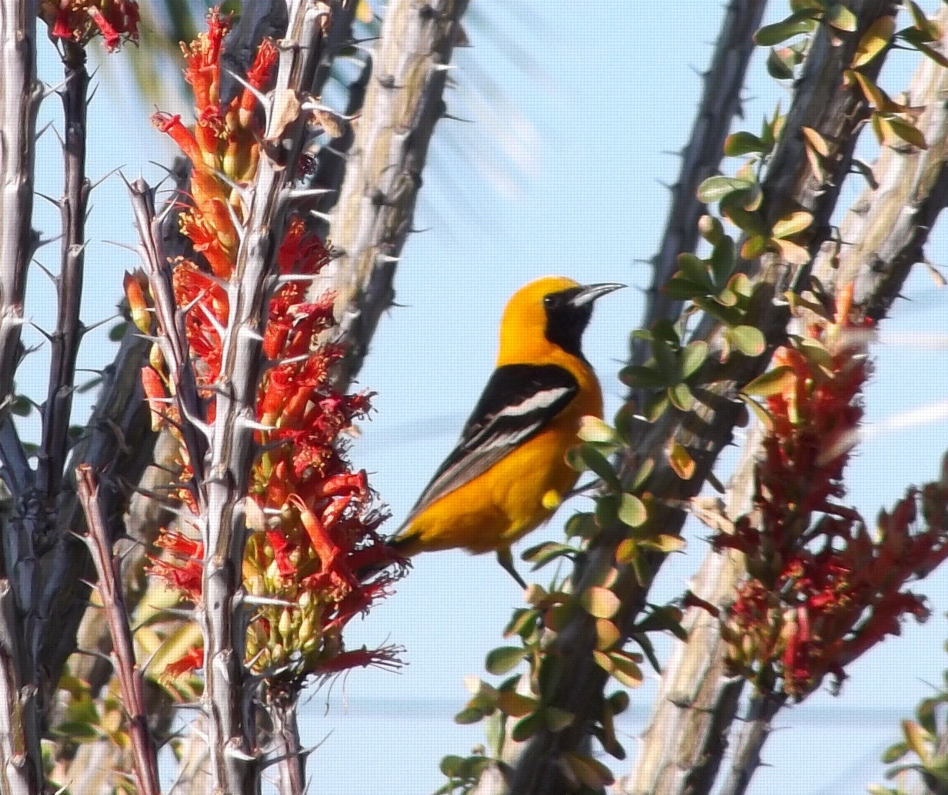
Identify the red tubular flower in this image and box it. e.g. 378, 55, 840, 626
717, 285, 948, 699
137, 10, 403, 684
40, 0, 139, 51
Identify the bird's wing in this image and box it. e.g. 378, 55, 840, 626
402, 363, 579, 526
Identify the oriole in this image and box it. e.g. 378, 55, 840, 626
391, 276, 623, 587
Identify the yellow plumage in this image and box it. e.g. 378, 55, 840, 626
393, 276, 622, 586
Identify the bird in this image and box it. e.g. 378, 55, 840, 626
389, 276, 623, 588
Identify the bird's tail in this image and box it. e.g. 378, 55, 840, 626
354, 534, 413, 582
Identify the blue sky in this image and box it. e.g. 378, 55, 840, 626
20, 3, 948, 794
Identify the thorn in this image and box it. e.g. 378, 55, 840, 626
236, 593, 297, 608
237, 416, 277, 433
225, 68, 268, 106
34, 119, 54, 142
90, 165, 125, 192
33, 232, 62, 250
33, 261, 56, 284
285, 187, 336, 201
27, 323, 53, 343
34, 190, 60, 209
237, 325, 265, 343
272, 272, 321, 285
308, 210, 332, 223
81, 312, 122, 335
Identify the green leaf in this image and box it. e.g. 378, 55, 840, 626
743, 365, 795, 397
680, 340, 708, 380
522, 541, 577, 567
738, 393, 774, 431
740, 233, 769, 260
827, 4, 857, 31
608, 652, 644, 688
880, 741, 909, 764
911, 39, 948, 69
564, 511, 598, 539
668, 382, 694, 412
619, 364, 668, 389
634, 633, 662, 674
543, 707, 574, 732
709, 236, 736, 287
724, 131, 767, 156
440, 755, 467, 777
721, 180, 763, 212
729, 325, 766, 356
577, 415, 616, 443
511, 712, 542, 742
10, 395, 32, 417
852, 15, 894, 67
639, 534, 686, 554
646, 392, 670, 423
676, 252, 709, 285
906, 1, 939, 37
615, 538, 637, 565
663, 276, 707, 300
455, 707, 487, 724
617, 492, 647, 528
496, 690, 537, 717
485, 646, 525, 675
613, 402, 640, 444
630, 457, 654, 491
696, 175, 753, 203
723, 206, 767, 237
595, 618, 621, 650
772, 210, 813, 239
886, 115, 928, 149
651, 337, 678, 380
108, 321, 128, 341
728, 272, 754, 298
581, 586, 621, 619
668, 441, 695, 480
766, 46, 796, 80
755, 13, 818, 46
581, 445, 620, 490
772, 237, 811, 265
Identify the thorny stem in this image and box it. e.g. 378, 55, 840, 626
0, 3, 45, 792
37, 40, 91, 500
629, 0, 768, 385
0, 0, 41, 427
510, 3, 899, 792
717, 691, 787, 795
76, 465, 160, 795
269, 695, 306, 795
628, 8, 948, 792
316, 0, 471, 387
196, 3, 331, 790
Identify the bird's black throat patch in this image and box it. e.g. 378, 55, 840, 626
542, 287, 593, 360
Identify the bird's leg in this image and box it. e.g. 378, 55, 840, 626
497, 547, 528, 590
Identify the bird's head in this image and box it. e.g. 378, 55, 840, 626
498, 276, 624, 363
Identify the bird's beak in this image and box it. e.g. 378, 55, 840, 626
569, 282, 625, 307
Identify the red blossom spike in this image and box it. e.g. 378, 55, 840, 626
145, 10, 403, 686
717, 284, 947, 699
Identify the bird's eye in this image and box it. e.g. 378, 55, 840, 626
543, 294, 554, 308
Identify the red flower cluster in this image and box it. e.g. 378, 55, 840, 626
127, 10, 401, 683
717, 286, 948, 698
40, 0, 139, 51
